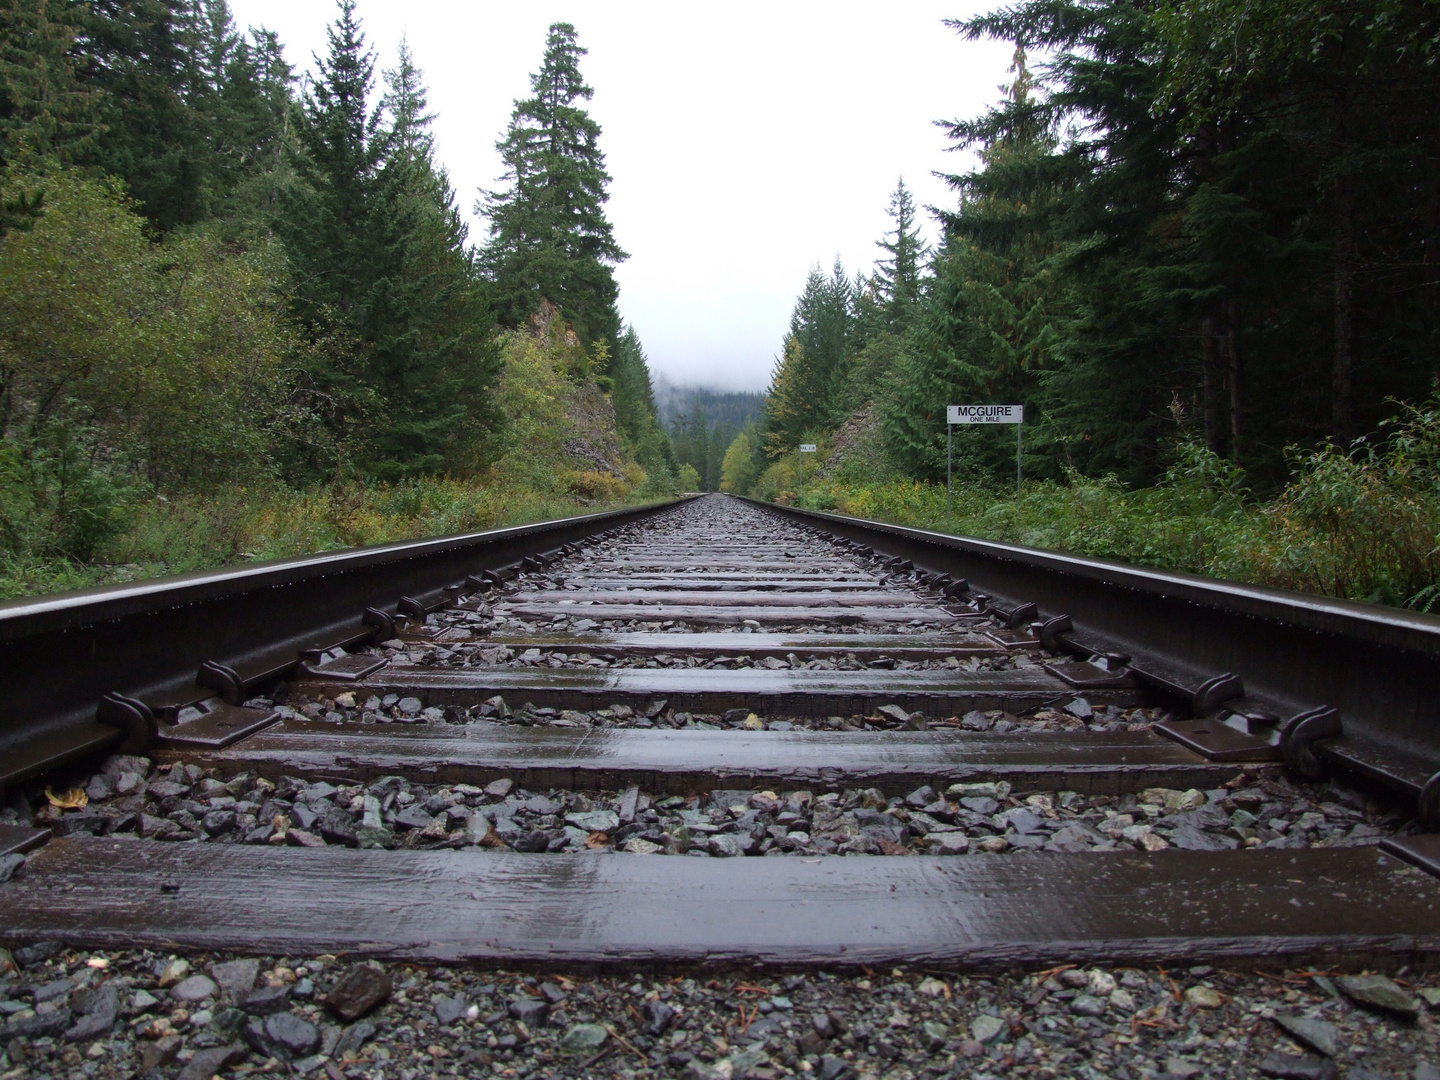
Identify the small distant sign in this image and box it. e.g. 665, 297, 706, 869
947, 405, 1023, 425
799, 444, 817, 453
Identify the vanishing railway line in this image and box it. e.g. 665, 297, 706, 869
1, 493, 1439, 1077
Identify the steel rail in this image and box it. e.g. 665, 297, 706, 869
0, 499, 690, 792
745, 495, 1440, 821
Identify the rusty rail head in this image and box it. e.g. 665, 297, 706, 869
0, 499, 691, 790
741, 495, 1440, 792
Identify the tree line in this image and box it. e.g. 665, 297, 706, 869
0, 1, 674, 561
736, 0, 1440, 496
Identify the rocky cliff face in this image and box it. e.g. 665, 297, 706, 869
564, 383, 629, 479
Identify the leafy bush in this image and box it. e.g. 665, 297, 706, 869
777, 402, 1440, 611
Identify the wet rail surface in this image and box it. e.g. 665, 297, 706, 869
2, 493, 1439, 976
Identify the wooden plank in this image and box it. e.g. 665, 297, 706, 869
503, 589, 924, 608
176, 721, 1234, 794
479, 631, 1004, 658
496, 602, 958, 625
309, 665, 1119, 716
3, 840, 1436, 970
555, 584, 892, 593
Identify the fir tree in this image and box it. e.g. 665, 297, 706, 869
0, 0, 100, 165
872, 178, 927, 333
75, 0, 207, 229
279, 1, 499, 476
480, 22, 626, 352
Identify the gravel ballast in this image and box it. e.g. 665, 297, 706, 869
0, 945, 1435, 1079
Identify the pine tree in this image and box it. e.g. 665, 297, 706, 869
284, 0, 382, 326
765, 259, 855, 450
74, 0, 207, 229
609, 324, 676, 483
480, 22, 626, 352
872, 178, 927, 333
0, 0, 101, 166
363, 38, 500, 475
278, 2, 500, 475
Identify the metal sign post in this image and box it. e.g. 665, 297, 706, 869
798, 443, 816, 494
946, 405, 1025, 501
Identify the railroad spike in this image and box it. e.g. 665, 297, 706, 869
196, 660, 246, 705
1280, 705, 1343, 779
95, 692, 159, 753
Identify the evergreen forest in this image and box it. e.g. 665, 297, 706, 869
0, 1, 676, 596
4, 0, 1440, 610
727, 0, 1440, 610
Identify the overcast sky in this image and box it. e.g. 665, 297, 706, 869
227, 1, 1012, 391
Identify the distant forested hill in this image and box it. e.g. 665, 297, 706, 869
653, 376, 765, 430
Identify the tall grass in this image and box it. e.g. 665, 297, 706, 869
0, 475, 650, 600
770, 400, 1440, 611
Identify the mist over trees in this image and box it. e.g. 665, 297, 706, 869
734, 0, 1440, 499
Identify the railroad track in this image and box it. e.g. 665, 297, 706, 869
1, 493, 1438, 1078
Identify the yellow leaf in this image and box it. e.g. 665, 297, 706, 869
45, 787, 87, 810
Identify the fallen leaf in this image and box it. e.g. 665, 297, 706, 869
45, 787, 87, 810
585, 831, 611, 849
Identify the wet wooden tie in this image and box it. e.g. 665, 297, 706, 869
4, 839, 1436, 968
166, 721, 1236, 794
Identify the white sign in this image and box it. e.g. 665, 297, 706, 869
799, 444, 817, 453
948, 405, 1023, 425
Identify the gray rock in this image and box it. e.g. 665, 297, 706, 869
960, 796, 998, 815
960, 710, 993, 731
64, 984, 117, 1041
877, 704, 912, 724
0, 854, 26, 884
566, 809, 619, 833
12, 940, 63, 967
560, 1022, 608, 1054
84, 773, 116, 802
971, 1014, 1006, 1043
1003, 808, 1045, 835
171, 974, 219, 1003
334, 1019, 377, 1058
210, 959, 260, 998
3, 1006, 71, 1040
433, 994, 468, 1025
508, 996, 549, 1026
1275, 1014, 1339, 1057
642, 999, 676, 1036
1167, 821, 1239, 851
922, 1018, 948, 1051
1258, 1050, 1337, 1080
393, 805, 434, 830
397, 696, 423, 715
929, 832, 971, 855
708, 834, 746, 857
1336, 974, 1421, 1020
201, 810, 237, 836
175, 1043, 247, 1080
1070, 994, 1107, 1017
239, 983, 292, 1015
244, 1011, 320, 1059
1064, 697, 1093, 719
34, 977, 72, 1003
